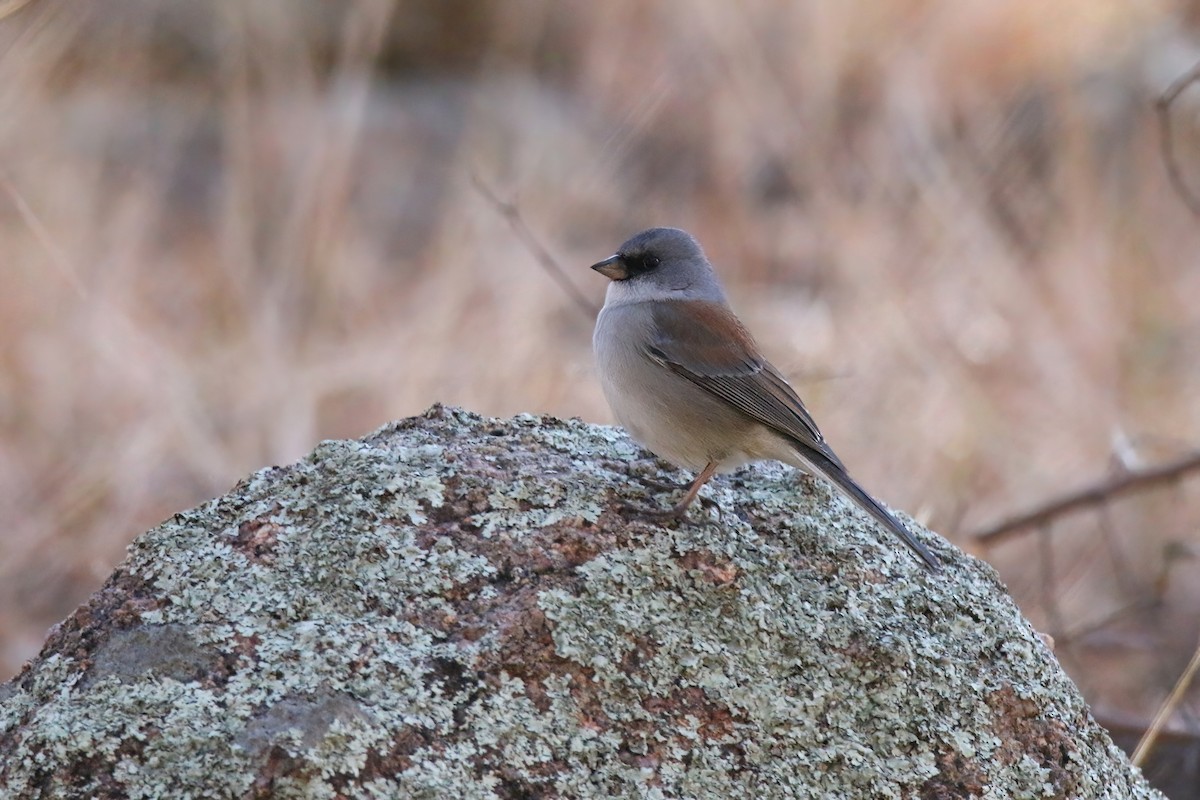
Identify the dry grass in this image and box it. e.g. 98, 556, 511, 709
2, 0, 1200, 758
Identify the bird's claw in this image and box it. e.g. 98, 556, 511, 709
617, 494, 721, 522
634, 476, 691, 493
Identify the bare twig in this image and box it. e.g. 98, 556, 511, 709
1037, 524, 1065, 639
1132, 635, 1200, 767
1157, 61, 1200, 217
974, 452, 1200, 545
1154, 541, 1196, 603
0, 0, 36, 22
1, 172, 87, 298
1052, 596, 1158, 647
471, 173, 599, 319
1096, 503, 1138, 601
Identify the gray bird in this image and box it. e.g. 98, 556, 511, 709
591, 227, 941, 572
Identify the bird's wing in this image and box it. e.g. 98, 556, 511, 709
646, 300, 941, 571
644, 300, 843, 468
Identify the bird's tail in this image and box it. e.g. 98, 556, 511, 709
797, 447, 942, 572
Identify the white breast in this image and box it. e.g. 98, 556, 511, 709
593, 301, 755, 472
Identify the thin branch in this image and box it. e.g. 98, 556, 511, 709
1052, 595, 1158, 648
1132, 635, 1200, 767
471, 173, 599, 320
1097, 502, 1138, 601
0, 172, 87, 298
1156, 61, 1200, 218
1096, 711, 1200, 752
1037, 524, 1065, 639
974, 451, 1200, 545
0, 0, 36, 22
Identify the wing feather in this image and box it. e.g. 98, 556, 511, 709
644, 300, 941, 571
645, 301, 844, 469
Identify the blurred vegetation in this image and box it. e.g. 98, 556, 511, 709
2, 0, 1200, 792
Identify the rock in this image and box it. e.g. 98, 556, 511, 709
0, 405, 1161, 799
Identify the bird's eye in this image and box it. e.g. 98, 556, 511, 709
644, 256, 660, 269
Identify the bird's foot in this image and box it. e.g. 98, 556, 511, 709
634, 476, 692, 493
618, 494, 720, 522
622, 460, 688, 491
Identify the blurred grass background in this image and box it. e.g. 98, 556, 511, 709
2, 0, 1200, 789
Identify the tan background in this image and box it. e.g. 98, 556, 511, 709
2, 0, 1199, 776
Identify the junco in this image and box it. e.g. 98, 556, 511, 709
591, 227, 941, 572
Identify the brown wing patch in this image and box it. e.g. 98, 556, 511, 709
645, 301, 839, 465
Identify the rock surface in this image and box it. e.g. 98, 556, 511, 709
0, 405, 1161, 799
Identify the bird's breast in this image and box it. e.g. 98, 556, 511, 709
593, 302, 760, 472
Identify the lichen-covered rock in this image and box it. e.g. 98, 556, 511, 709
0, 405, 1160, 799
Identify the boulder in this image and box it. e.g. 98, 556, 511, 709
0, 405, 1161, 798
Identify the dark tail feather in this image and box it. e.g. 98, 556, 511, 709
799, 447, 942, 572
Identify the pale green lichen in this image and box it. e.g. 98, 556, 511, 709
0, 405, 1163, 799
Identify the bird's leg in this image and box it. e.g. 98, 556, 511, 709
620, 461, 720, 521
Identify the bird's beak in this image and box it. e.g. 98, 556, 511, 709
590, 254, 628, 281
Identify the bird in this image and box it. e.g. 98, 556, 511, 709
590, 226, 941, 572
